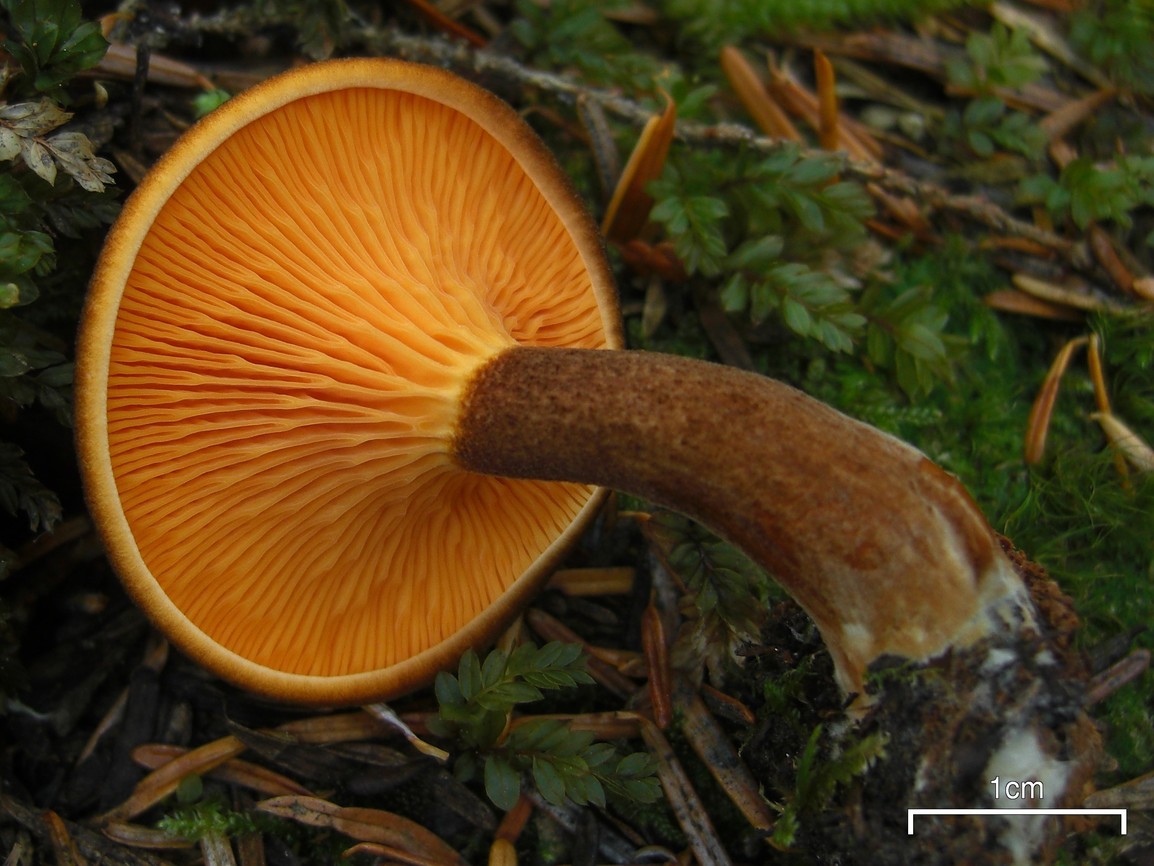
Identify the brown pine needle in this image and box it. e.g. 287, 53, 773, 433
1132, 277, 1154, 301
494, 794, 533, 843
100, 736, 247, 823
815, 50, 840, 152
1012, 273, 1119, 312
765, 59, 883, 163
983, 289, 1084, 321
363, 703, 450, 762
1039, 88, 1118, 141
102, 821, 195, 849
1089, 334, 1137, 481
1087, 334, 1113, 417
720, 46, 801, 141
1092, 412, 1154, 473
274, 710, 400, 744
131, 744, 315, 798
642, 600, 673, 729
1025, 336, 1089, 465
397, 0, 487, 47
1088, 225, 1136, 295
602, 94, 676, 243
46, 811, 87, 866
547, 566, 636, 596
258, 796, 467, 866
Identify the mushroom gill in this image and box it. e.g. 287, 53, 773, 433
80, 68, 620, 701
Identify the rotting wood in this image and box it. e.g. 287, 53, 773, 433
641, 719, 734, 866
1, 795, 178, 866
671, 678, 777, 840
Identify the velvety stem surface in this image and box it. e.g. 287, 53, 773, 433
454, 345, 1025, 693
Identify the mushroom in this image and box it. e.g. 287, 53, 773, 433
77, 57, 1031, 706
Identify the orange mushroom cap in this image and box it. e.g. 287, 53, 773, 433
77, 58, 622, 705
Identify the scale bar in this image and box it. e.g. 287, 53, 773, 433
908, 808, 1126, 835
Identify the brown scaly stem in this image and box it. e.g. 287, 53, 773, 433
454, 345, 1029, 697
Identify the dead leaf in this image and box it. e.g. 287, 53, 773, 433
257, 795, 467, 866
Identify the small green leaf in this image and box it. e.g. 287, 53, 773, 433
0, 176, 31, 213
1, 0, 108, 93
476, 682, 543, 710
175, 774, 204, 804
945, 56, 977, 90
0, 348, 31, 377
615, 752, 656, 778
484, 756, 521, 811
621, 777, 661, 803
481, 647, 507, 688
458, 650, 483, 701
434, 670, 463, 708
583, 742, 617, 769
967, 129, 994, 158
967, 30, 995, 74
532, 758, 567, 805
0, 442, 62, 531
689, 195, 729, 221
785, 154, 839, 186
719, 273, 748, 313
726, 235, 783, 271
571, 773, 606, 808
781, 188, 825, 234
534, 641, 582, 668
192, 89, 232, 118
522, 669, 592, 689
782, 297, 813, 336
509, 718, 569, 752
749, 280, 776, 324
649, 196, 686, 230
0, 283, 20, 308
507, 18, 536, 48
504, 641, 541, 675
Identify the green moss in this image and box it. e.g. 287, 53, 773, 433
662, 0, 982, 54
1098, 686, 1154, 781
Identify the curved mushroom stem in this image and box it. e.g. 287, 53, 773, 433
454, 345, 1032, 696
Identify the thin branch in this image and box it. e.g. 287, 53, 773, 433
180, 22, 1091, 271
364, 32, 1089, 268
